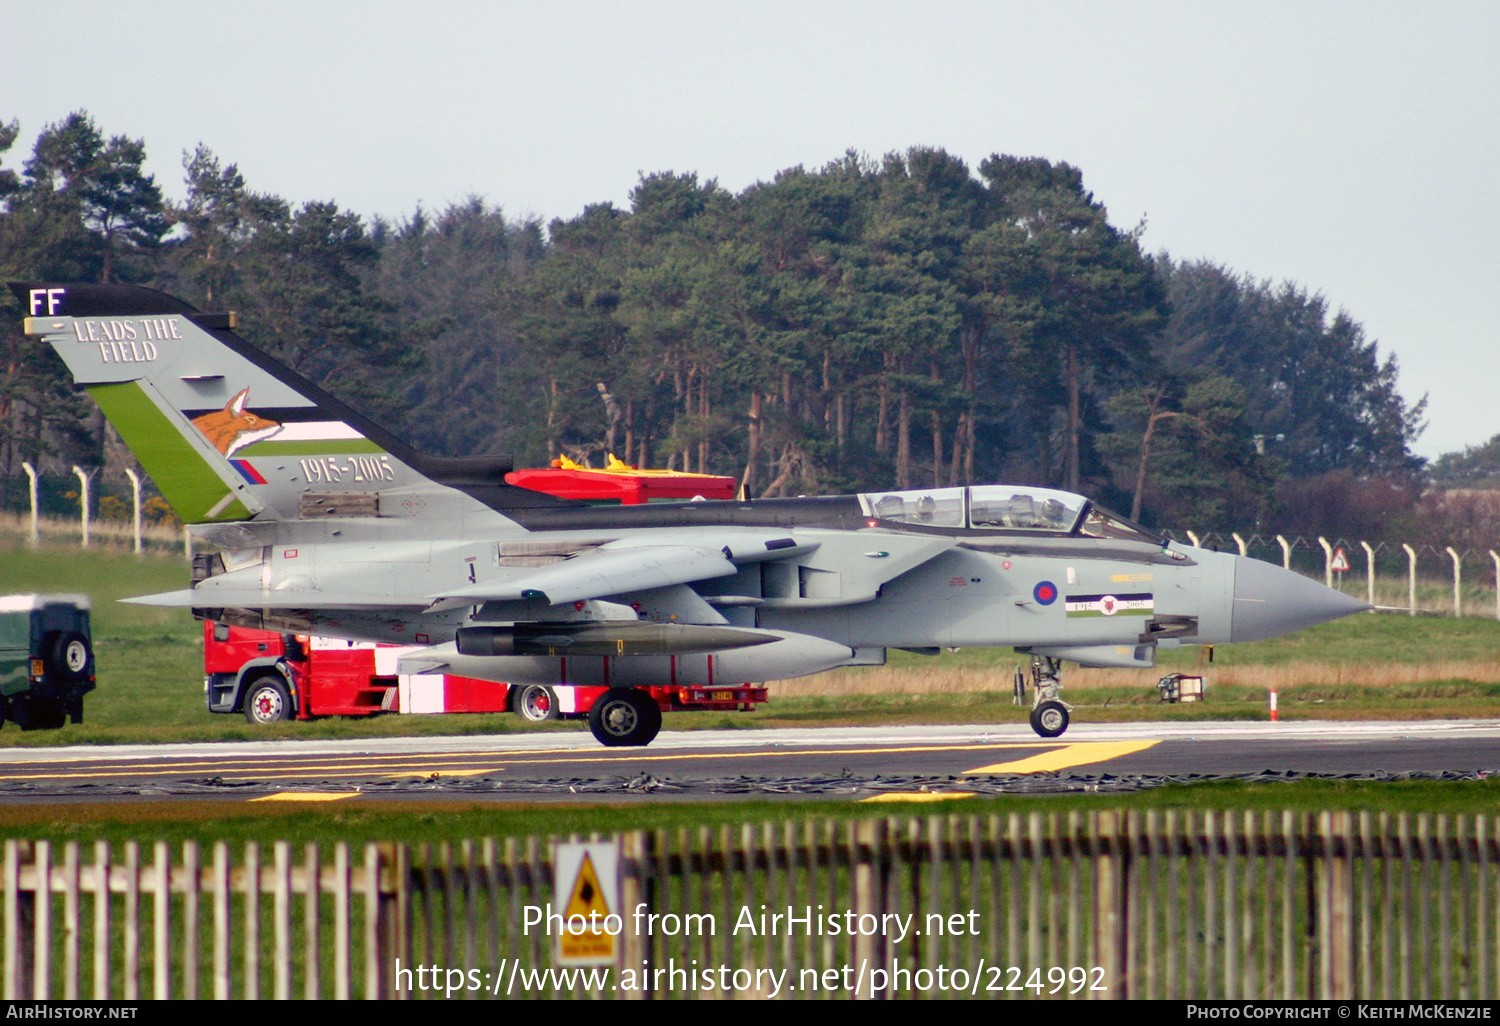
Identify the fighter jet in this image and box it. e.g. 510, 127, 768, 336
11, 282, 1369, 746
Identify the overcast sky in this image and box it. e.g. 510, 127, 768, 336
4, 1, 1495, 459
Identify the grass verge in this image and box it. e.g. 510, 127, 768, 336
2, 778, 1498, 847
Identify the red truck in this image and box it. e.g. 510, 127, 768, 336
203, 459, 767, 724
205, 621, 766, 725
204, 623, 512, 723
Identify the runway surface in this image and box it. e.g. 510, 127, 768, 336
0, 720, 1496, 803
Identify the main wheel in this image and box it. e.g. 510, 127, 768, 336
1029, 700, 1069, 739
243, 676, 293, 725
44, 631, 91, 682
587, 687, 662, 747
515, 684, 560, 722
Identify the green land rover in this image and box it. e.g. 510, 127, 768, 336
0, 594, 95, 730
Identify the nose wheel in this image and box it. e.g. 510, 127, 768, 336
1030, 699, 1070, 738
1017, 655, 1072, 738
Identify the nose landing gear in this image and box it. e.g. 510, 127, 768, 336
1015, 655, 1072, 738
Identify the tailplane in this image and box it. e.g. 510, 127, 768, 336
11, 282, 567, 530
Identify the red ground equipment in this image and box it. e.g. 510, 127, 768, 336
203, 622, 506, 724
504, 454, 736, 504
203, 457, 764, 724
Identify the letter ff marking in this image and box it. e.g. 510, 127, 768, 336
29, 288, 64, 315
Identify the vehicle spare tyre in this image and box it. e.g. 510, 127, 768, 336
44, 631, 91, 683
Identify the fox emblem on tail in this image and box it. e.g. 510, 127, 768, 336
191, 388, 282, 456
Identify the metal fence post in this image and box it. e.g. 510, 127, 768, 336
124, 467, 143, 555
71, 466, 90, 548
1277, 535, 1292, 570
1361, 541, 1376, 611
1319, 537, 1334, 588
1446, 547, 1462, 618
21, 462, 38, 547
1403, 543, 1418, 616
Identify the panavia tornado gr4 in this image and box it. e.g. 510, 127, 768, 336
12, 282, 1369, 746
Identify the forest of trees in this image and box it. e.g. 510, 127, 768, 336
0, 111, 1442, 539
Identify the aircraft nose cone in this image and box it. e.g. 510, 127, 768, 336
1231, 557, 1371, 642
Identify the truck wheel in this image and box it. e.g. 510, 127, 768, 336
515, 684, 560, 723
243, 676, 293, 725
588, 687, 662, 747
1029, 700, 1069, 739
44, 631, 91, 683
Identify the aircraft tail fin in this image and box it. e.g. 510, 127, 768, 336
10, 282, 569, 528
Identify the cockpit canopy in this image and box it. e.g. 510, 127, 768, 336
857, 485, 1161, 544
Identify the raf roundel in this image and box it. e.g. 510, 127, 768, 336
1033, 581, 1058, 606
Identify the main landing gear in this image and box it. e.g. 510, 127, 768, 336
1014, 655, 1072, 739
588, 687, 663, 747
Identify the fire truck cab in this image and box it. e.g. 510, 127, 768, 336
204, 621, 508, 723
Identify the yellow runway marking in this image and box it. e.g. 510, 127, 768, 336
860, 792, 976, 804
378, 768, 498, 780
965, 740, 1160, 774
250, 791, 360, 802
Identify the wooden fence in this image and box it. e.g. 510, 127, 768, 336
2, 839, 396, 1000
4, 810, 1499, 1000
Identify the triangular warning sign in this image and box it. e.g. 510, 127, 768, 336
553, 841, 619, 965
557, 848, 617, 964
1330, 547, 1351, 572
564, 853, 610, 919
